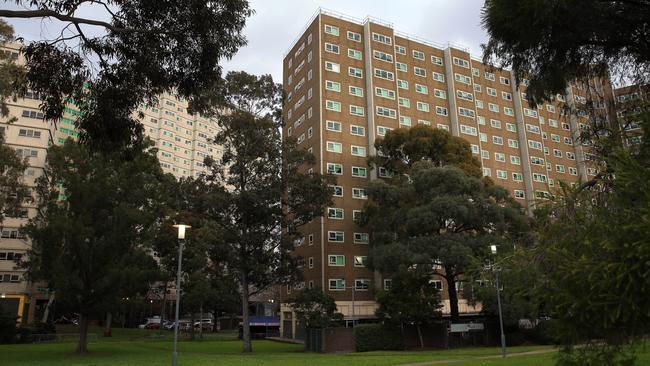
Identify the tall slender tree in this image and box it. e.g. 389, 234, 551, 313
204, 71, 333, 352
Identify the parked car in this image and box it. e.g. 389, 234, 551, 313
144, 322, 161, 329
194, 319, 213, 331
138, 316, 162, 329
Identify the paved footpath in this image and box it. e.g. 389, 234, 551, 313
398, 347, 558, 366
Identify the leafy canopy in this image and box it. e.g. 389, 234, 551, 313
482, 0, 650, 105
2, 1, 252, 150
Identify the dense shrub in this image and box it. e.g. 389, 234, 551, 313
354, 324, 404, 352
0, 310, 18, 344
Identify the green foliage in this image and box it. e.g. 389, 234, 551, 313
288, 288, 338, 329
354, 324, 404, 352
482, 0, 650, 105
375, 271, 441, 327
0, 20, 26, 120
370, 125, 482, 178
362, 154, 530, 321
0, 21, 28, 223
0, 131, 29, 223
0, 309, 17, 344
22, 140, 168, 352
557, 344, 637, 366
6, 0, 252, 150
513, 130, 650, 364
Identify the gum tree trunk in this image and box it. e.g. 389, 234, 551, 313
76, 313, 89, 354
103, 312, 112, 337
241, 274, 252, 353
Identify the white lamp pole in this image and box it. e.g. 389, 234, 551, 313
490, 245, 506, 358
172, 224, 190, 366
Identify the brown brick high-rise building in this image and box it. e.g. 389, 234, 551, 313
278, 9, 617, 337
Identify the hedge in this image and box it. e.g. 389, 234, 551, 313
354, 324, 404, 352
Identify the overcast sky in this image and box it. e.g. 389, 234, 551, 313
4, 0, 488, 82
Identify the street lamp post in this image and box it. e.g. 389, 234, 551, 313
172, 224, 190, 366
490, 245, 507, 358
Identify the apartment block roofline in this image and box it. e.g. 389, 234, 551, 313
283, 7, 471, 58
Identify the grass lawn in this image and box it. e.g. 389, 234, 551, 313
1, 326, 648, 366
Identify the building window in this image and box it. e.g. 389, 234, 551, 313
354, 233, 369, 244
416, 102, 430, 112
354, 256, 368, 268
347, 31, 361, 42
326, 141, 342, 153
327, 255, 345, 267
349, 86, 364, 97
374, 50, 393, 63
377, 126, 393, 136
415, 84, 428, 94
350, 105, 365, 116
351, 145, 367, 157
453, 57, 470, 68
325, 80, 341, 92
351, 166, 367, 178
325, 43, 340, 54
326, 100, 341, 112
350, 125, 365, 136
455, 73, 471, 85
348, 67, 363, 78
376, 106, 397, 119
324, 24, 339, 36
325, 61, 340, 73
327, 163, 343, 175
400, 116, 412, 126
372, 32, 392, 45
458, 107, 475, 118
329, 279, 345, 291
331, 185, 343, 197
328, 231, 344, 242
326, 120, 342, 132
430, 280, 443, 290
348, 49, 362, 60
432, 72, 445, 82
352, 188, 367, 199
375, 87, 396, 100
18, 129, 42, 138
327, 208, 344, 219
412, 50, 424, 60
374, 68, 394, 81
355, 279, 370, 290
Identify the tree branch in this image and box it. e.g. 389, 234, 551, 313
0, 9, 181, 35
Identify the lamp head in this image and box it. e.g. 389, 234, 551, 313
173, 224, 191, 240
